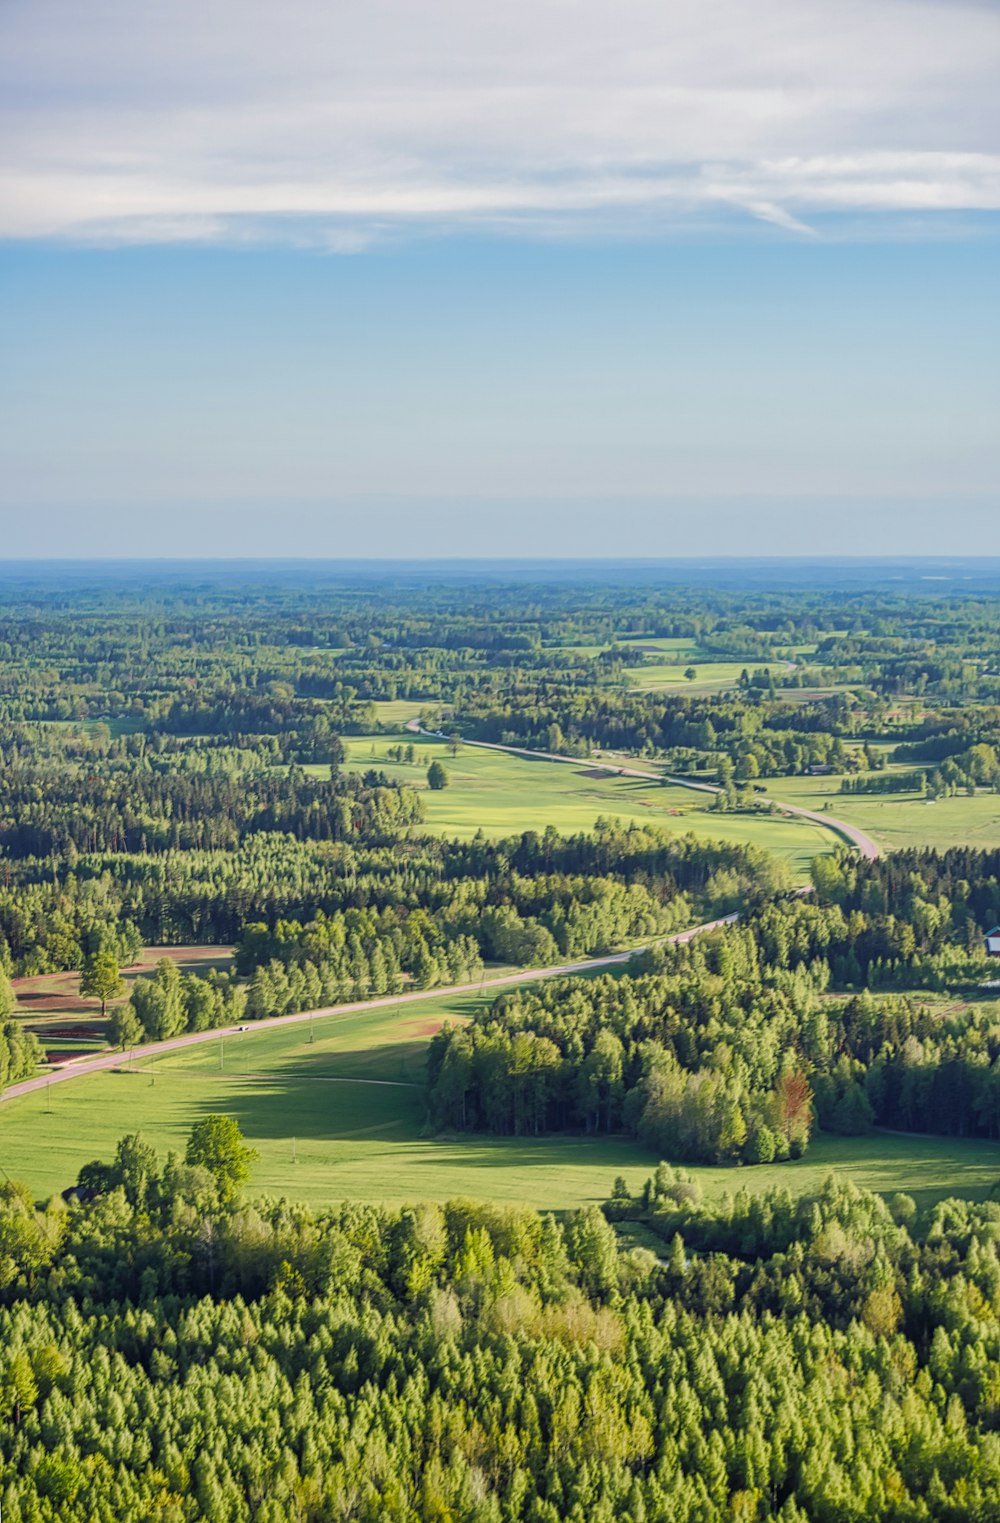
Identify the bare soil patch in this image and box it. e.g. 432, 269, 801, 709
128, 945, 234, 972
408, 1017, 452, 1039
44, 1048, 95, 1067
15, 991, 86, 1012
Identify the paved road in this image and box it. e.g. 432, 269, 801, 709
407, 721, 881, 860
5, 722, 878, 1106
1, 913, 737, 1106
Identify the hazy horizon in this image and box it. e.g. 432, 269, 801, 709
2, 2, 997, 554
0, 498, 996, 560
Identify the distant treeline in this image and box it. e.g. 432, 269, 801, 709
0, 821, 783, 977
839, 770, 925, 795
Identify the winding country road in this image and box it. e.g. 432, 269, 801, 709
0, 913, 737, 1107
2, 727, 878, 1108
407, 721, 881, 860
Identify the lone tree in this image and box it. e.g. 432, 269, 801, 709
109, 1002, 143, 1052
427, 760, 450, 791
80, 951, 126, 1018
186, 1114, 258, 1202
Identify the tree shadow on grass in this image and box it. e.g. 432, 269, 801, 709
233, 1038, 431, 1086
181, 1064, 651, 1180
174, 1064, 1000, 1214
181, 1068, 427, 1141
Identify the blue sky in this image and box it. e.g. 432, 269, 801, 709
1, 0, 998, 556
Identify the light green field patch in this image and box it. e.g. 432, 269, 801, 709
368, 698, 427, 728
343, 733, 838, 876
4, 992, 997, 1214
623, 659, 772, 693
616, 636, 701, 657
765, 770, 1000, 853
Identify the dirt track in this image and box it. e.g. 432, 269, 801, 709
1, 915, 736, 1106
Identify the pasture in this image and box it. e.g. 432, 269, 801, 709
3, 987, 998, 1215
368, 697, 426, 728
627, 657, 788, 694
344, 732, 838, 877
766, 770, 1000, 853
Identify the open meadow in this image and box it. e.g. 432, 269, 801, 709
4, 985, 998, 1215
344, 731, 838, 877
766, 769, 1000, 853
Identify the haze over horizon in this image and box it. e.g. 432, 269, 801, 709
0, 502, 997, 561
1, 1, 997, 555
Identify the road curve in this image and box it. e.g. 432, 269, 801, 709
4, 722, 880, 1108
1, 914, 738, 1106
407, 722, 881, 860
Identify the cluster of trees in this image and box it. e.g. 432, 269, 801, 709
0, 806, 782, 977
454, 685, 868, 780
234, 879, 684, 983
807, 987, 1000, 1140
740, 894, 983, 993
112, 959, 247, 1046
428, 863, 1000, 1157
0, 755, 422, 859
811, 844, 1000, 941
428, 926, 819, 1163
236, 907, 481, 1001
839, 769, 925, 795
227, 821, 780, 994
4, 1122, 1000, 1520
922, 742, 1000, 798
383, 741, 418, 763
68, 820, 782, 1045
0, 969, 39, 1093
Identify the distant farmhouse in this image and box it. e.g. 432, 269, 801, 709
985, 926, 1000, 957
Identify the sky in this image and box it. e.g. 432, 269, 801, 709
1, 0, 998, 558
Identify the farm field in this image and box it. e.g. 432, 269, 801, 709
343, 732, 838, 876
590, 637, 792, 693
12, 945, 234, 1054
3, 986, 998, 1214
626, 657, 788, 693
551, 636, 855, 696
766, 770, 1000, 853
368, 697, 426, 727
609, 636, 861, 696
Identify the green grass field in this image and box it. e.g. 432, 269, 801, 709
625, 658, 788, 694
368, 698, 426, 728
766, 770, 1000, 853
344, 733, 837, 877
4, 988, 998, 1214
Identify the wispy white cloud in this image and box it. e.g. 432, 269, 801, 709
2, 0, 998, 245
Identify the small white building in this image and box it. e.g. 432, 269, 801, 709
985, 927, 1000, 957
